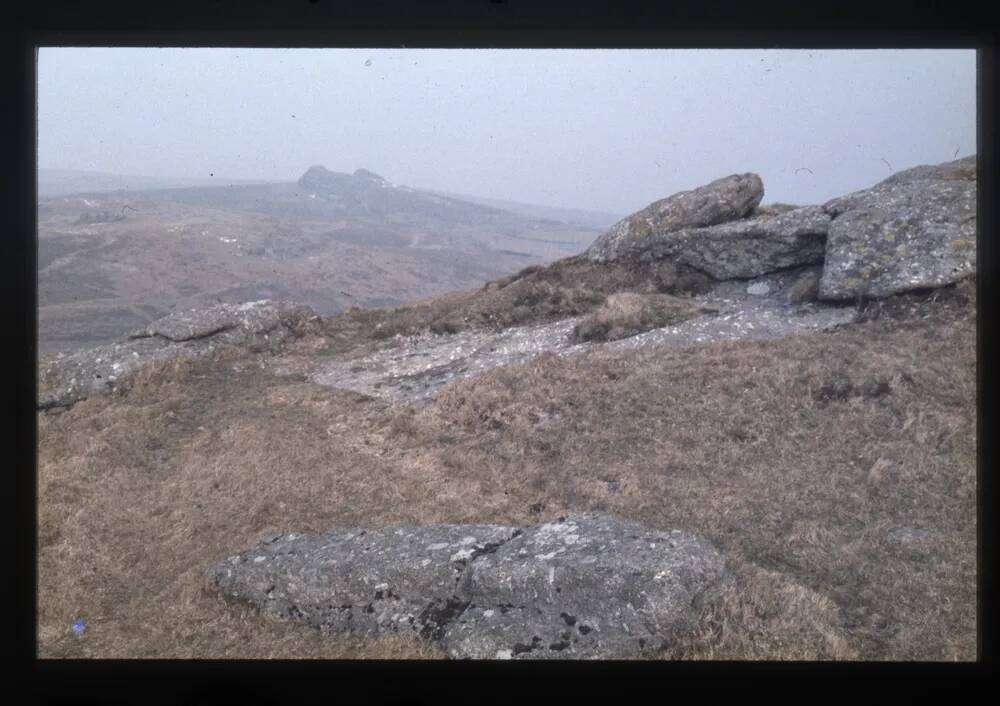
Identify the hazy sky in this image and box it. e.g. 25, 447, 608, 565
38, 48, 976, 215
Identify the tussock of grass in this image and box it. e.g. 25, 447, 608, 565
316, 255, 714, 352
37, 285, 976, 659
661, 557, 858, 660
571, 292, 715, 343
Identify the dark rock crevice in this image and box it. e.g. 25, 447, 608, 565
416, 596, 472, 642
437, 528, 527, 632
685, 258, 827, 286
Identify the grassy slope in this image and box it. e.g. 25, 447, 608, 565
37, 284, 976, 660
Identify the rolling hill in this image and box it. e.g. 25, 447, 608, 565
37, 166, 603, 354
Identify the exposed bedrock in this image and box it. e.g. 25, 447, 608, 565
584, 156, 976, 300
818, 156, 976, 300
37, 300, 317, 410
635, 205, 831, 280
586, 173, 764, 264
204, 512, 731, 660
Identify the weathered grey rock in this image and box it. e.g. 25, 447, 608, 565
441, 514, 731, 659
130, 300, 311, 344
208, 524, 520, 642
38, 300, 316, 410
653, 205, 829, 279
204, 513, 731, 660
819, 156, 976, 300
586, 173, 764, 263
876, 155, 976, 188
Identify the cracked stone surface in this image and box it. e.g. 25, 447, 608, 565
819, 155, 976, 300
38, 300, 317, 410
636, 205, 830, 280
273, 266, 856, 402
207, 523, 519, 643
204, 512, 731, 660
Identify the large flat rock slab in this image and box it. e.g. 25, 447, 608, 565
819, 156, 976, 300
586, 173, 764, 263
273, 268, 855, 403
204, 513, 732, 660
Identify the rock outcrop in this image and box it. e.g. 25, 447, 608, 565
38, 300, 316, 411
586, 173, 764, 264
584, 156, 976, 300
353, 167, 388, 184
204, 513, 731, 660
298, 165, 387, 192
818, 156, 976, 300
639, 205, 830, 279
128, 300, 310, 344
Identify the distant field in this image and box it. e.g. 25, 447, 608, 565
37, 179, 602, 354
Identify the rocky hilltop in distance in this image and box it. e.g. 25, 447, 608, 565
37, 156, 977, 662
295, 164, 502, 222
37, 166, 603, 355
137, 163, 557, 230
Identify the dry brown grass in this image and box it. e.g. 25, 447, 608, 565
37, 283, 976, 660
571, 292, 715, 343
315, 255, 714, 353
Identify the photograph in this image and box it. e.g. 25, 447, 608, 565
35, 46, 977, 662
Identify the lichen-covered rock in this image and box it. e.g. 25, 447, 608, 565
37, 336, 199, 411
204, 513, 731, 660
207, 524, 520, 642
130, 300, 313, 345
441, 514, 731, 659
38, 300, 317, 410
652, 205, 830, 279
818, 156, 976, 300
877, 155, 976, 187
586, 173, 764, 264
